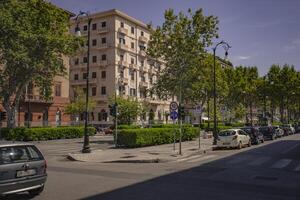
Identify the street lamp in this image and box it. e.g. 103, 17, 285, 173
74, 11, 92, 153
212, 41, 231, 145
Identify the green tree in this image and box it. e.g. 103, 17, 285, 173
147, 8, 219, 104
0, 0, 80, 128
64, 88, 96, 120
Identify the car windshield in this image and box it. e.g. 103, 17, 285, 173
259, 127, 270, 133
0, 145, 43, 165
219, 130, 236, 136
241, 128, 252, 134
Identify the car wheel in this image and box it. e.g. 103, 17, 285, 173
261, 139, 264, 143
237, 141, 242, 149
248, 140, 252, 147
29, 186, 44, 196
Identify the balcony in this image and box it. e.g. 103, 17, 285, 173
118, 43, 128, 50
118, 60, 128, 66
139, 66, 147, 72
98, 27, 108, 34
138, 36, 148, 43
138, 50, 147, 57
23, 95, 53, 104
96, 44, 108, 50
129, 63, 137, 69
139, 81, 148, 88
118, 27, 128, 35
119, 77, 129, 84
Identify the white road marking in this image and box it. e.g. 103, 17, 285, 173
271, 159, 292, 169
281, 143, 300, 154
187, 155, 217, 163
248, 157, 271, 166
177, 155, 203, 162
294, 164, 300, 172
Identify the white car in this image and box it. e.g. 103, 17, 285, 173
217, 129, 251, 149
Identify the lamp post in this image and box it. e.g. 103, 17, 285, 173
212, 41, 231, 145
74, 11, 92, 153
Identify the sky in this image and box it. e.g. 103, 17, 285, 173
49, 0, 300, 75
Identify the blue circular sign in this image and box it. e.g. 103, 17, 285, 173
170, 111, 178, 120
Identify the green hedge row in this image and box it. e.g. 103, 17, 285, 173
116, 127, 198, 148
1, 127, 96, 141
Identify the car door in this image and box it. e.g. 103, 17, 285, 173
239, 130, 249, 145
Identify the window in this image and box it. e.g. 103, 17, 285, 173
141, 73, 145, 82
92, 23, 97, 30
92, 72, 97, 78
120, 22, 124, 28
0, 146, 43, 165
131, 42, 134, 49
101, 37, 106, 44
130, 70, 135, 80
120, 54, 124, 61
98, 109, 108, 121
92, 87, 97, 96
55, 82, 61, 97
92, 39, 97, 46
131, 26, 134, 34
75, 58, 79, 65
101, 21, 106, 28
139, 45, 146, 51
120, 70, 124, 78
130, 88, 136, 96
101, 54, 107, 61
74, 74, 78, 80
92, 56, 97, 63
83, 25, 88, 31
101, 71, 106, 79
141, 60, 144, 67
119, 37, 125, 45
101, 87, 106, 95
141, 31, 144, 36
150, 76, 153, 84
83, 73, 87, 79
83, 57, 88, 63
131, 58, 135, 64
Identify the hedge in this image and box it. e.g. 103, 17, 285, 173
2, 126, 96, 141
116, 126, 198, 148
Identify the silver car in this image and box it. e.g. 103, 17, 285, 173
0, 142, 47, 196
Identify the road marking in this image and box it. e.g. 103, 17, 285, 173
187, 155, 217, 163
294, 165, 300, 172
227, 156, 251, 164
177, 155, 202, 162
271, 159, 292, 169
281, 143, 300, 154
248, 157, 271, 166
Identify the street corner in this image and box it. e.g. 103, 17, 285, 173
67, 149, 104, 162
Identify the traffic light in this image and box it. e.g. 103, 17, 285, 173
0, 112, 7, 121
109, 104, 117, 118
178, 105, 185, 120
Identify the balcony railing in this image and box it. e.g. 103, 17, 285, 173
118, 43, 128, 50
23, 95, 53, 103
138, 36, 148, 43
118, 27, 128, 34
98, 27, 108, 34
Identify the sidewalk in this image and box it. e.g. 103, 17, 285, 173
68, 137, 214, 163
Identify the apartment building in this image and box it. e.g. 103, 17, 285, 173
70, 9, 172, 125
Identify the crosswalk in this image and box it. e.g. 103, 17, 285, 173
177, 153, 300, 173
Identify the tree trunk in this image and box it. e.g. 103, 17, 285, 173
3, 104, 16, 129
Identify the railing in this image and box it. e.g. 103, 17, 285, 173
23, 95, 53, 103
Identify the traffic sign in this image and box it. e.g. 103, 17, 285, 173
170, 101, 178, 111
170, 111, 178, 120
194, 105, 202, 114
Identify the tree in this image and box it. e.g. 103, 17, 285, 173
64, 88, 96, 121
147, 8, 219, 104
109, 96, 143, 125
0, 0, 80, 128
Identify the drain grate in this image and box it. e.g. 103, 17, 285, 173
254, 176, 278, 181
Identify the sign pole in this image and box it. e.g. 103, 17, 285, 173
173, 119, 176, 151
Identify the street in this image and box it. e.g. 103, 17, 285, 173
3, 133, 300, 200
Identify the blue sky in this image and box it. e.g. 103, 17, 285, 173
50, 0, 300, 75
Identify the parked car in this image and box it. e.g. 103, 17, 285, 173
240, 127, 264, 145
259, 126, 277, 140
0, 142, 47, 196
273, 126, 284, 138
280, 124, 295, 135
217, 129, 251, 149
294, 123, 300, 133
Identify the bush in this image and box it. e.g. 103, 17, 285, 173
117, 126, 198, 148
117, 125, 141, 129
4, 126, 96, 141
0, 128, 11, 139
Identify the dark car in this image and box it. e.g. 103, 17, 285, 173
259, 126, 277, 140
273, 126, 284, 138
240, 127, 264, 144
0, 142, 47, 196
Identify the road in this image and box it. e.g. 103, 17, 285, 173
4, 133, 300, 200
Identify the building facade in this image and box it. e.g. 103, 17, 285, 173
70, 9, 172, 125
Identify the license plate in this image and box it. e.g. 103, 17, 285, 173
17, 169, 36, 177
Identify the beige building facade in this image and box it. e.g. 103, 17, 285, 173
70, 9, 172, 125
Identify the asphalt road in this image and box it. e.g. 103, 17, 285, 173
3, 133, 300, 200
